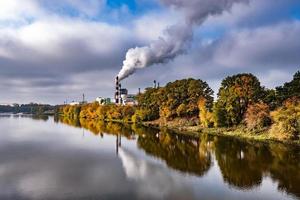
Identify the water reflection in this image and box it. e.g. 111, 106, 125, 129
119, 148, 195, 199
58, 116, 300, 198
0, 113, 49, 121
137, 131, 212, 176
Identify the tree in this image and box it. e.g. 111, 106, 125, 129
136, 87, 160, 121
137, 78, 213, 121
215, 73, 264, 127
132, 108, 153, 123
270, 97, 300, 140
276, 71, 300, 105
245, 101, 271, 130
261, 88, 277, 110
198, 97, 214, 128
97, 105, 110, 120
176, 103, 188, 117
122, 105, 136, 122
212, 102, 228, 127
157, 78, 213, 119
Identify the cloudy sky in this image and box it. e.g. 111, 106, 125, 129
0, 0, 299, 104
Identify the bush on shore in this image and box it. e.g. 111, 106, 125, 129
270, 98, 300, 140
245, 101, 271, 130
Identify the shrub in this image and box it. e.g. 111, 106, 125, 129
132, 109, 152, 123
198, 98, 214, 128
97, 105, 110, 120
176, 103, 188, 117
270, 98, 300, 140
160, 106, 173, 121
122, 105, 136, 122
245, 101, 271, 130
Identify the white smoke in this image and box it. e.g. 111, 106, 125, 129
117, 0, 249, 80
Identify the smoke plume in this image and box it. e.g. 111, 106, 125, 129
117, 0, 248, 80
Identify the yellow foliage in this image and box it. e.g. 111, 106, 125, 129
198, 98, 214, 128
270, 98, 300, 140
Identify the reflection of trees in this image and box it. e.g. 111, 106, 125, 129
214, 138, 271, 189
268, 144, 300, 198
57, 116, 134, 139
214, 137, 300, 197
31, 115, 49, 121
57, 116, 81, 128
56, 116, 300, 197
137, 129, 212, 176
16, 114, 50, 121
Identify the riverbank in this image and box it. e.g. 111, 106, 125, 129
142, 120, 300, 146
57, 110, 300, 145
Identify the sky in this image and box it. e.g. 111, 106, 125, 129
0, 0, 299, 104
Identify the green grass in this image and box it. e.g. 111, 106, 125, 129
142, 120, 300, 145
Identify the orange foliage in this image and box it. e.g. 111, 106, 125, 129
245, 101, 271, 130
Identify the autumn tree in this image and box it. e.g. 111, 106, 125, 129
198, 97, 214, 128
157, 78, 213, 120
214, 73, 264, 127
261, 88, 277, 110
136, 78, 213, 121
276, 71, 300, 105
245, 101, 271, 130
121, 105, 136, 122
97, 105, 111, 120
270, 97, 300, 140
136, 87, 160, 121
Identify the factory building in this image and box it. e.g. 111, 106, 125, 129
95, 97, 112, 105
114, 76, 138, 106
124, 94, 137, 105
69, 101, 80, 106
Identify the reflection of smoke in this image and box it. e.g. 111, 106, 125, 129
117, 0, 248, 80
118, 148, 194, 199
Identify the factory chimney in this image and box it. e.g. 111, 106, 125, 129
119, 83, 122, 104
115, 76, 120, 104
154, 80, 157, 88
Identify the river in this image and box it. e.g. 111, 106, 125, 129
0, 114, 299, 200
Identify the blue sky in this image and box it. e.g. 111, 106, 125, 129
0, 0, 299, 104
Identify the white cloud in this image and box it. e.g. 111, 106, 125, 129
203, 0, 300, 29
17, 18, 130, 57
212, 21, 300, 68
0, 0, 42, 22
0, 0, 299, 103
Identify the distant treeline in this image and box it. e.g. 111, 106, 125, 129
0, 103, 57, 115
59, 71, 300, 141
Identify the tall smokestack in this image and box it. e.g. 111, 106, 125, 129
115, 76, 119, 104
119, 83, 122, 105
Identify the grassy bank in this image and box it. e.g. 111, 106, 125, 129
142, 119, 300, 145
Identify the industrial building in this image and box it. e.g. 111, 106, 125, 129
95, 97, 112, 105
114, 76, 137, 106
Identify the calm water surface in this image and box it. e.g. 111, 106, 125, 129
0, 114, 299, 200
